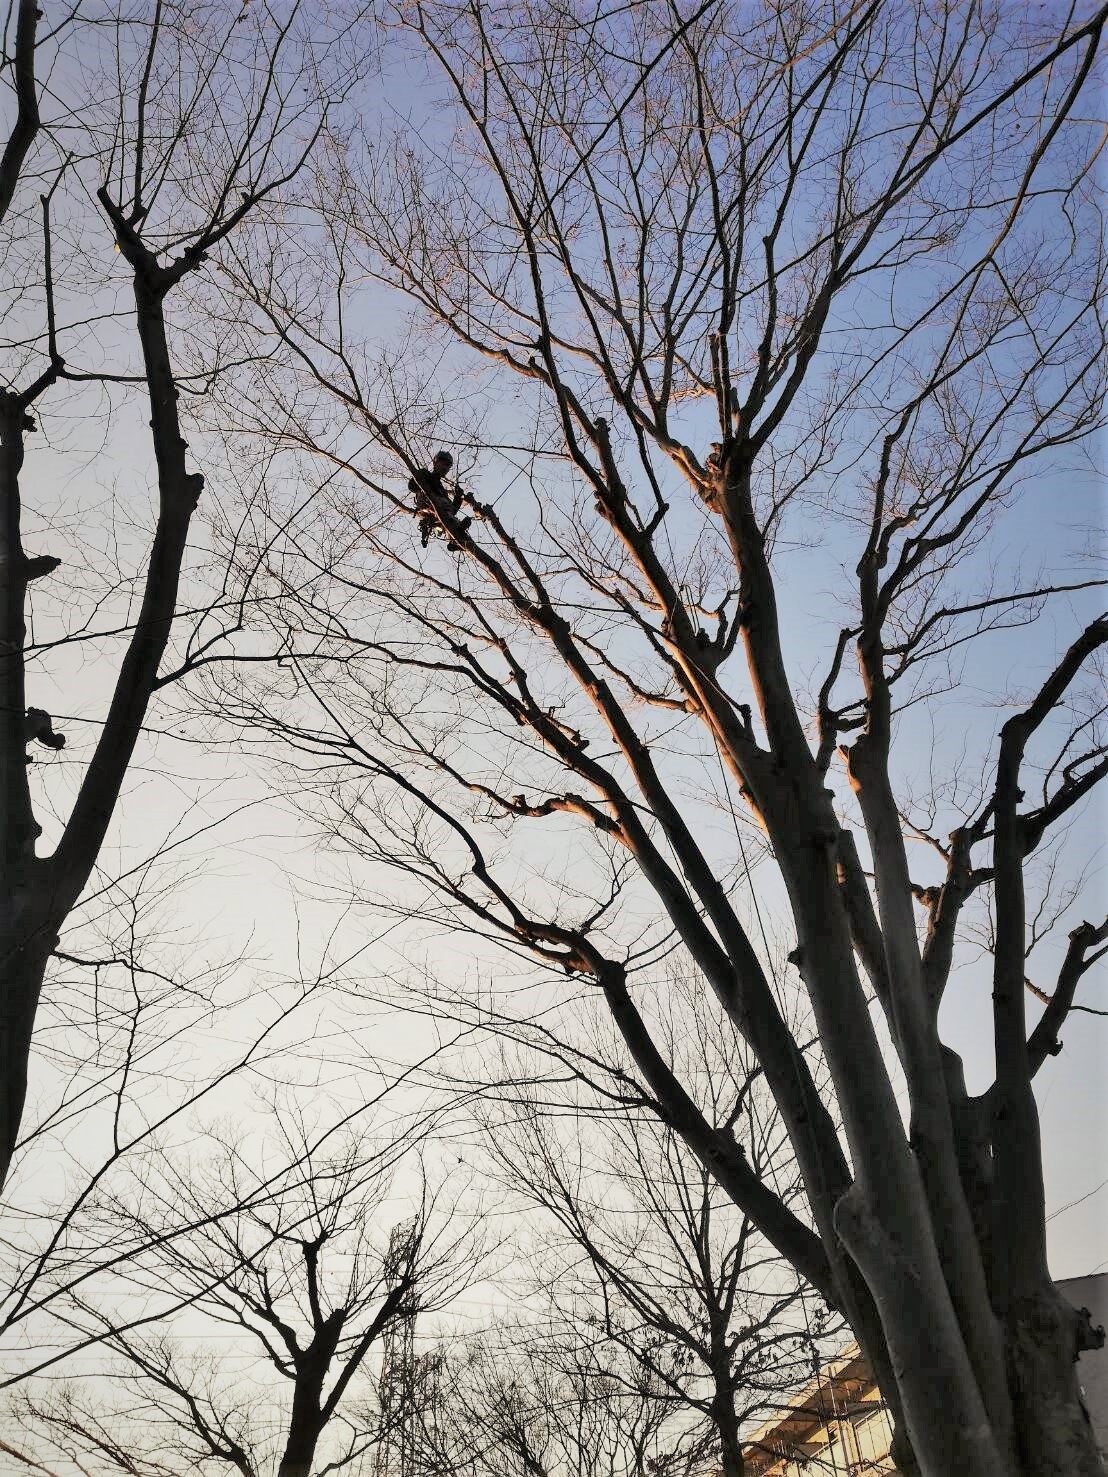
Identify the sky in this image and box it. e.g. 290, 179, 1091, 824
2, 0, 1106, 1466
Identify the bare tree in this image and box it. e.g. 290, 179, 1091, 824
12, 1113, 473, 1477
0, 861, 340, 1389
199, 2, 1108, 1472
475, 1022, 844, 1477
0, 0, 356, 1193
408, 1327, 711, 1477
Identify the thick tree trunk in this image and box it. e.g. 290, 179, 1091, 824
277, 1299, 347, 1477
1007, 1288, 1105, 1475
277, 1436, 322, 1477
847, 722, 1014, 1454
710, 1366, 744, 1477
760, 800, 1008, 1473
834, 1182, 1009, 1476
278, 1378, 326, 1477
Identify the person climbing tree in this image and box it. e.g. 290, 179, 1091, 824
409, 450, 470, 550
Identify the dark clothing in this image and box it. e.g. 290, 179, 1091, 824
409, 467, 451, 506
409, 466, 469, 549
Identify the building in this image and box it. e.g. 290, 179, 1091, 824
740, 1344, 896, 1475
741, 1274, 1107, 1475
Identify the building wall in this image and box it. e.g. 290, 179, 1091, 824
747, 1403, 896, 1475
741, 1360, 898, 1475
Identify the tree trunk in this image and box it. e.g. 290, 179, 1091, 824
1007, 1288, 1105, 1474
0, 392, 48, 1187
278, 1396, 324, 1477
759, 800, 1010, 1472
0, 907, 54, 1184
277, 1441, 322, 1477
278, 1314, 345, 1477
833, 1183, 1011, 1477
711, 1368, 744, 1477
0, 268, 202, 1191
987, 677, 1107, 1474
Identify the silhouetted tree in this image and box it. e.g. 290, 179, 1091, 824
0, 0, 350, 1195
210, 2, 1108, 1471
409, 1329, 709, 1477
476, 1021, 842, 1477
12, 1115, 472, 1477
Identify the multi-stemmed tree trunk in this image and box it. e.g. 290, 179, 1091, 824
0, 0, 331, 1195
212, 2, 1108, 1471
